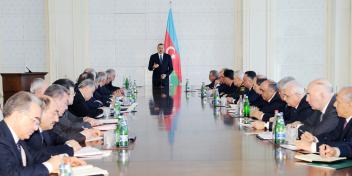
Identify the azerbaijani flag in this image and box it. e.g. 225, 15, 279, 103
164, 9, 182, 86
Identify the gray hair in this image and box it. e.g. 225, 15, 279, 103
78, 79, 95, 89
30, 78, 46, 94
284, 80, 305, 95
106, 69, 116, 76
96, 72, 107, 84
44, 84, 69, 99
209, 70, 219, 79
309, 78, 333, 94
265, 80, 278, 92
3, 91, 43, 117
339, 86, 352, 102
278, 76, 295, 90
234, 70, 244, 80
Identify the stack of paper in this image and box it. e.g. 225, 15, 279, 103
280, 144, 299, 151
93, 124, 116, 131
74, 147, 112, 159
295, 153, 346, 163
85, 136, 103, 142
98, 118, 118, 124
256, 132, 273, 140
72, 165, 108, 176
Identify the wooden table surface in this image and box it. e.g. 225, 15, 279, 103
87, 86, 352, 176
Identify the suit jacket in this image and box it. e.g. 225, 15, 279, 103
51, 111, 88, 144
25, 130, 74, 156
0, 121, 50, 176
220, 83, 237, 97
299, 96, 343, 143
246, 88, 261, 107
228, 85, 247, 103
105, 81, 119, 93
259, 92, 286, 122
94, 86, 111, 106
68, 89, 103, 118
148, 53, 173, 87
206, 80, 216, 89
285, 95, 317, 124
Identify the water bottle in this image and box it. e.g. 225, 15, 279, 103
185, 79, 191, 92
118, 117, 129, 147
275, 112, 286, 144
114, 98, 121, 117
59, 158, 72, 176
200, 82, 207, 98
243, 95, 250, 124
238, 95, 243, 117
213, 89, 220, 106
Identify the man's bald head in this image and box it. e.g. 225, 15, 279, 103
306, 79, 334, 111
334, 86, 352, 118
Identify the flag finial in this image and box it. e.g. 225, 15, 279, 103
169, 0, 173, 7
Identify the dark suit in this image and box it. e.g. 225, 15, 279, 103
299, 96, 343, 143
259, 92, 286, 122
0, 121, 50, 175
246, 88, 261, 106
206, 80, 216, 89
148, 53, 174, 87
220, 83, 237, 97
25, 130, 74, 156
105, 81, 119, 93
51, 111, 88, 144
228, 85, 247, 103
94, 86, 111, 106
285, 95, 317, 124
68, 89, 103, 118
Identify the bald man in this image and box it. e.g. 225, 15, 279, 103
319, 87, 352, 158
295, 79, 343, 152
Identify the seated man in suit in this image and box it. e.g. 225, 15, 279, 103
240, 71, 259, 105
30, 78, 49, 97
220, 69, 238, 98
53, 79, 101, 142
94, 72, 112, 106
217, 68, 230, 96
295, 79, 343, 152
251, 80, 286, 122
252, 80, 316, 130
105, 68, 122, 94
319, 87, 352, 158
277, 76, 296, 121
0, 91, 85, 175
251, 76, 267, 109
26, 95, 81, 156
69, 79, 104, 118
227, 70, 247, 103
206, 70, 219, 89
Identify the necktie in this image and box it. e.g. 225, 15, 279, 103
16, 142, 27, 167
159, 54, 163, 63
344, 119, 348, 129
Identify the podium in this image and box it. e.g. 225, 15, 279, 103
1, 72, 47, 102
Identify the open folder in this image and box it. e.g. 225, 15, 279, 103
295, 153, 346, 163
72, 165, 108, 176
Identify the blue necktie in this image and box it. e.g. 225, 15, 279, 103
159, 55, 163, 63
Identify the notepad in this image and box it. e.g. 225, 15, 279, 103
280, 144, 299, 151
85, 136, 103, 142
98, 118, 118, 124
93, 124, 116, 131
72, 165, 109, 176
295, 153, 346, 163
74, 147, 103, 158
256, 132, 273, 140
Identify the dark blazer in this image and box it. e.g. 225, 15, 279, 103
105, 81, 120, 93
228, 85, 247, 103
94, 86, 111, 106
260, 92, 286, 122
251, 92, 266, 110
299, 96, 343, 143
285, 95, 317, 124
148, 53, 174, 87
246, 88, 261, 106
316, 118, 352, 154
220, 83, 237, 97
25, 130, 74, 156
68, 89, 103, 118
206, 80, 216, 89
0, 121, 50, 175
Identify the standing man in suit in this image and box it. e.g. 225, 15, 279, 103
148, 43, 174, 88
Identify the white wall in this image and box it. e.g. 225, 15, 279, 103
88, 0, 236, 86
0, 0, 48, 103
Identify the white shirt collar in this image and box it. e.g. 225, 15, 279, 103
7, 123, 19, 143
321, 100, 330, 114
268, 92, 277, 103
346, 117, 352, 123
39, 127, 43, 133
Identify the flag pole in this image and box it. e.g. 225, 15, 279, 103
169, 0, 173, 8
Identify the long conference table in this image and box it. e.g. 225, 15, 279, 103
88, 86, 352, 176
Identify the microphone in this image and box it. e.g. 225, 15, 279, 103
25, 66, 32, 73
